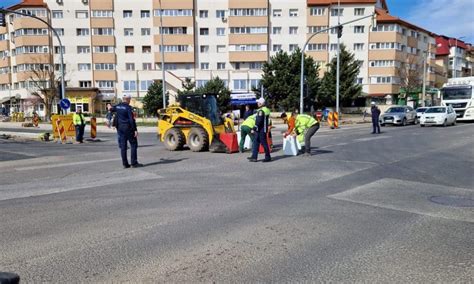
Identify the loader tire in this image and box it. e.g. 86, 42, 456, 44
187, 127, 209, 152
163, 128, 185, 151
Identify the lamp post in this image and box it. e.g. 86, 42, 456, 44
300, 13, 376, 114
1, 8, 66, 113
158, 0, 167, 108
336, 0, 341, 122
453, 36, 466, 78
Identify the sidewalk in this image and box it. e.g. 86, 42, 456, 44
0, 122, 158, 133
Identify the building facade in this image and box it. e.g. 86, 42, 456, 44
0, 0, 446, 116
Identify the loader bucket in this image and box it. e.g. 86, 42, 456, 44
209, 135, 228, 153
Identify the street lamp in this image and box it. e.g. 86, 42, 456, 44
454, 36, 466, 78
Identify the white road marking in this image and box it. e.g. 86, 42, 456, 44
0, 170, 163, 201
354, 136, 391, 142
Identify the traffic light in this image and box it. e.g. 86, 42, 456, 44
337, 25, 343, 38
0, 9, 6, 27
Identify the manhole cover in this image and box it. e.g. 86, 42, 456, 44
430, 195, 474, 208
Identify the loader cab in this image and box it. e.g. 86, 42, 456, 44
179, 93, 222, 125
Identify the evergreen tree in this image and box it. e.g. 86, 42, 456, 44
256, 49, 321, 112
142, 81, 164, 116
320, 44, 362, 107
196, 77, 231, 113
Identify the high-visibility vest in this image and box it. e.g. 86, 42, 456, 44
73, 113, 85, 126
241, 114, 256, 128
295, 114, 318, 135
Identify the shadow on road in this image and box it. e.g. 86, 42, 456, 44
145, 158, 188, 166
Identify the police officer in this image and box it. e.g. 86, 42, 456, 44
370, 101, 381, 134
248, 98, 271, 162
109, 94, 143, 168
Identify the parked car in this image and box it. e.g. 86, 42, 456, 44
420, 106, 457, 127
379, 106, 417, 126
415, 107, 428, 120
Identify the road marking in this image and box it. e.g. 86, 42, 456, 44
0, 170, 163, 201
14, 158, 121, 171
328, 178, 474, 223
354, 136, 391, 142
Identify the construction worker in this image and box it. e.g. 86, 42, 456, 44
248, 98, 271, 162
108, 94, 143, 169
73, 107, 86, 143
239, 114, 256, 153
281, 112, 319, 156
370, 101, 381, 134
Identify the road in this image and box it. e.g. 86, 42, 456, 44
0, 123, 473, 282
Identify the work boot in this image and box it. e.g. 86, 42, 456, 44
263, 158, 272, 163
123, 164, 131, 169
248, 158, 257, 162
131, 163, 144, 168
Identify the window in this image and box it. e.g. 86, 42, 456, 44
94, 46, 114, 53
289, 9, 298, 17
160, 27, 187, 34
142, 46, 151, 53
230, 27, 267, 34
143, 63, 152, 70
217, 45, 226, 53
14, 46, 49, 55
273, 27, 282, 34
92, 28, 113, 36
92, 10, 113, 18
233, 79, 247, 90
230, 9, 267, 16
289, 27, 298, 34
307, 43, 328, 51
356, 78, 363, 84
124, 28, 134, 36
123, 10, 132, 18
354, 8, 365, 16
331, 8, 343, 16
369, 60, 397, 67
249, 62, 262, 70
308, 26, 328, 33
77, 46, 90, 54
141, 10, 150, 18
13, 28, 48, 37
125, 63, 135, 71
330, 44, 337, 51
79, 81, 92, 88
54, 46, 65, 54
273, 9, 282, 17
76, 28, 89, 36
200, 63, 209, 70
234, 63, 240, 70
354, 26, 365, 33
199, 10, 208, 18
52, 10, 63, 19
125, 46, 134, 53
372, 24, 397, 32
216, 28, 225, 36
15, 9, 47, 18
369, 76, 400, 84
273, 44, 282, 52
229, 44, 267, 51
196, 80, 209, 88
353, 43, 364, 51
200, 28, 209, 35
94, 63, 115, 70
216, 10, 225, 18
369, 42, 401, 50
200, 45, 209, 53
140, 80, 154, 91
217, 62, 226, 70
123, 80, 136, 91
159, 45, 189, 52
310, 8, 325, 16
289, 44, 298, 51
154, 9, 193, 17
55, 28, 64, 36
96, 80, 115, 89
250, 79, 260, 89
75, 10, 89, 19
141, 28, 150, 36
78, 63, 91, 71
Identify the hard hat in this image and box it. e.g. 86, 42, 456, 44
256, 98, 265, 105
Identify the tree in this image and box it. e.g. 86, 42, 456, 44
28, 63, 64, 122
178, 77, 196, 96
398, 55, 423, 103
143, 81, 164, 116
256, 49, 321, 112
320, 44, 362, 107
196, 77, 231, 113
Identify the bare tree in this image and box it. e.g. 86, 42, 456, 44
398, 55, 423, 99
27, 62, 64, 122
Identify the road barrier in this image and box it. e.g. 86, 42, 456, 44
333, 112, 339, 129
90, 117, 97, 139
56, 119, 67, 143
328, 112, 334, 128
51, 115, 75, 143
32, 114, 39, 127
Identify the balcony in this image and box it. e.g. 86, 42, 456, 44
229, 34, 268, 45
154, 52, 194, 63
229, 51, 267, 62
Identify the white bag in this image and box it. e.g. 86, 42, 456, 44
283, 136, 299, 156
236, 131, 252, 150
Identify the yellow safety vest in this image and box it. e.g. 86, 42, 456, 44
295, 114, 317, 136
73, 113, 85, 126
241, 114, 256, 128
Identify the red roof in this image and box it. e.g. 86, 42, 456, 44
308, 0, 388, 10
8, 0, 46, 10
436, 35, 469, 56
375, 8, 434, 36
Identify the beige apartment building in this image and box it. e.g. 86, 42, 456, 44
0, 0, 442, 116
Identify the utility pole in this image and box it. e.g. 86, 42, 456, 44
159, 0, 167, 108
336, 0, 341, 125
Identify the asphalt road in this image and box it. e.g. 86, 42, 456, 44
0, 123, 473, 282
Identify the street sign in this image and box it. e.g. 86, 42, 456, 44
60, 98, 71, 110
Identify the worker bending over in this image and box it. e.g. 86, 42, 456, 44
281, 112, 319, 156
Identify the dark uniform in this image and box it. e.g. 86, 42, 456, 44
371, 105, 381, 134
250, 106, 271, 162
110, 102, 138, 167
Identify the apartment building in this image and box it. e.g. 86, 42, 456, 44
436, 35, 473, 79
0, 0, 443, 116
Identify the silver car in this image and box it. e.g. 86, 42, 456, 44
380, 105, 417, 126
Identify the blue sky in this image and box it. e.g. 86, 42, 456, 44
2, 0, 473, 42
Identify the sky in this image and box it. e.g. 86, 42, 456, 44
2, 0, 473, 43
